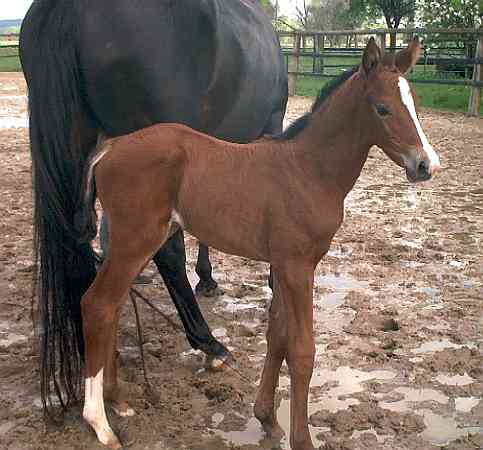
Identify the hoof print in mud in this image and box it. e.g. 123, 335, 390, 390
203, 383, 242, 404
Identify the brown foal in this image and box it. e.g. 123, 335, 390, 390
80, 38, 440, 449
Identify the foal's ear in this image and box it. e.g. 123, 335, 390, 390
395, 37, 421, 74
361, 37, 382, 76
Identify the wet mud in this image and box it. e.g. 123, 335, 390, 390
0, 74, 482, 449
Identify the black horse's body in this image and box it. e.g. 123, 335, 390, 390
20, 0, 287, 408
81, 0, 286, 139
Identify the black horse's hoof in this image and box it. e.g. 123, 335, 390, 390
205, 348, 234, 371
199, 339, 232, 371
195, 278, 223, 297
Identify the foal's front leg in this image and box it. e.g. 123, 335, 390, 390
254, 279, 287, 439
278, 261, 315, 450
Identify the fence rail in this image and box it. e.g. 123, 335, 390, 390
278, 27, 483, 37
1, 27, 482, 115
279, 27, 482, 116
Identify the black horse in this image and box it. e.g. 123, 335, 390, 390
20, 0, 287, 410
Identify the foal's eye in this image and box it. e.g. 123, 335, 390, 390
375, 104, 391, 117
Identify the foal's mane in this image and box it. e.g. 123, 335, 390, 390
275, 65, 359, 141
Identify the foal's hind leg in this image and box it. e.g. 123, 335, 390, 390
104, 306, 135, 417
82, 217, 170, 449
82, 265, 137, 448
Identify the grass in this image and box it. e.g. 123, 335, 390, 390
0, 47, 21, 72
295, 76, 476, 113
290, 55, 481, 114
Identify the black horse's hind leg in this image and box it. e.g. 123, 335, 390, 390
101, 217, 229, 363
153, 230, 230, 363
195, 243, 221, 297
100, 213, 109, 255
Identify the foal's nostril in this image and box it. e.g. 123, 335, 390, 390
418, 160, 429, 176
406, 157, 435, 183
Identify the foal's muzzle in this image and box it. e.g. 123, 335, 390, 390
405, 153, 440, 183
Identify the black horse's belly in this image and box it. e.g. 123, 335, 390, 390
77, 0, 287, 142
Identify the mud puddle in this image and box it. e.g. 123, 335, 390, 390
418, 409, 482, 446
208, 367, 397, 449
278, 368, 396, 448
378, 385, 482, 445
0, 117, 28, 129
411, 339, 477, 354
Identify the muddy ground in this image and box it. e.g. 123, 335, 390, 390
0, 72, 482, 450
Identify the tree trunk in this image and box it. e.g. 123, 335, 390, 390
389, 30, 397, 51
383, 14, 398, 53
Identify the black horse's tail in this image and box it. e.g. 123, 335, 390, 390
20, 0, 97, 412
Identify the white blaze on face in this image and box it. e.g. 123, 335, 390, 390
398, 77, 441, 172
83, 369, 118, 446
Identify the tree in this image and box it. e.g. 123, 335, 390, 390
295, 0, 311, 29
368, 0, 417, 49
295, 0, 353, 31
418, 0, 480, 69
259, 0, 278, 20
418, 0, 480, 29
334, 0, 369, 29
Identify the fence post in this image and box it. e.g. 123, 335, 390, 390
468, 32, 482, 116
312, 33, 316, 74
288, 32, 301, 96
314, 34, 325, 74
379, 32, 387, 52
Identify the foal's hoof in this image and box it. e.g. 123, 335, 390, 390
195, 279, 223, 297
264, 422, 285, 441
291, 439, 316, 450
254, 409, 285, 441
259, 418, 285, 440
84, 416, 122, 449
105, 436, 123, 450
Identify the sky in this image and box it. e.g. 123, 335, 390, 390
278, 0, 298, 17
0, 0, 33, 20
1, 0, 298, 21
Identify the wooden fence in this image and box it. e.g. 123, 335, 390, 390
278, 27, 483, 116
1, 28, 482, 115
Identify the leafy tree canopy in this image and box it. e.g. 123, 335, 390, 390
364, 0, 416, 29
418, 0, 481, 28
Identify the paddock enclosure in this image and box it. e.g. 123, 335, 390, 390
0, 73, 482, 450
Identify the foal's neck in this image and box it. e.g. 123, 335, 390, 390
294, 72, 371, 197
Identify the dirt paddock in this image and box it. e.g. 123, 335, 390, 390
0, 72, 482, 450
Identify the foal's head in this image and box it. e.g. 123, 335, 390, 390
359, 37, 440, 182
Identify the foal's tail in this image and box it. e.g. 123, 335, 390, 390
76, 137, 111, 244
20, 0, 98, 413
